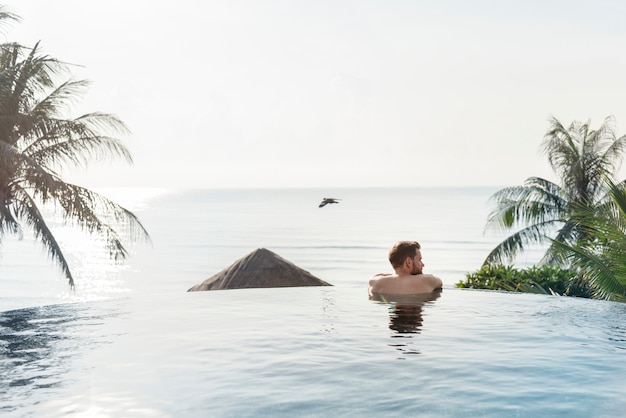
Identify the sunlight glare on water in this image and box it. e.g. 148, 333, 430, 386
0, 188, 175, 312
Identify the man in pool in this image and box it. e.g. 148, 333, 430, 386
368, 241, 443, 296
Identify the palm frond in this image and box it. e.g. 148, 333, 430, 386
0, 6, 20, 35
483, 220, 560, 266
16, 168, 151, 261
542, 116, 581, 180
485, 177, 565, 231
10, 186, 74, 287
551, 239, 626, 300
596, 117, 626, 173
29, 78, 92, 120
23, 113, 133, 169
540, 219, 580, 266
0, 199, 23, 242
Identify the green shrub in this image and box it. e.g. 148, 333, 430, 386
457, 265, 593, 298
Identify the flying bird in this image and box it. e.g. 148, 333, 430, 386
319, 197, 341, 208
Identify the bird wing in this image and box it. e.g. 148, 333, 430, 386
319, 197, 340, 207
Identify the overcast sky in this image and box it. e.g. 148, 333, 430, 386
4, 0, 626, 188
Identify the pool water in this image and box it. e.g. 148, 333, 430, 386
2, 287, 625, 417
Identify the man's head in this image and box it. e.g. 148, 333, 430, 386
388, 241, 423, 274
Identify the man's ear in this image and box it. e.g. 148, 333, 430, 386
404, 256, 412, 268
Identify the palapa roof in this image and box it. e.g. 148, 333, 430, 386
187, 247, 332, 291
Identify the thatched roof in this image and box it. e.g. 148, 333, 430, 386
188, 247, 332, 291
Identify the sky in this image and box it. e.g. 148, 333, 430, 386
4, 0, 626, 189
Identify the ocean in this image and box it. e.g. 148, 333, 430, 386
1, 187, 625, 417
0, 186, 519, 309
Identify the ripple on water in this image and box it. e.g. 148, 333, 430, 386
1, 288, 626, 417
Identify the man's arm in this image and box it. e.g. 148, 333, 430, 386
369, 273, 391, 284
368, 273, 391, 294
431, 275, 443, 290
419, 274, 442, 290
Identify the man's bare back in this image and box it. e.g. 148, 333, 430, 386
368, 273, 442, 296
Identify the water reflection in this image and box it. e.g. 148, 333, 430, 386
389, 304, 425, 334
0, 302, 123, 413
607, 303, 626, 350
370, 291, 441, 359
320, 288, 338, 334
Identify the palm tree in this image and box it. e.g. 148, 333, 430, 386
0, 41, 149, 288
551, 179, 626, 301
0, 6, 17, 28
484, 116, 626, 267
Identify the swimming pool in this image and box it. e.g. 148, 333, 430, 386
1, 286, 625, 417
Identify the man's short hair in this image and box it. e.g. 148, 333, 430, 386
388, 241, 421, 268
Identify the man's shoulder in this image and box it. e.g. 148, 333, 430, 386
369, 273, 393, 281
415, 274, 443, 288
372, 273, 393, 278
369, 273, 395, 290
413, 273, 438, 280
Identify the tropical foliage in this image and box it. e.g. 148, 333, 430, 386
0, 9, 148, 287
456, 264, 593, 297
550, 179, 626, 301
484, 116, 626, 267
